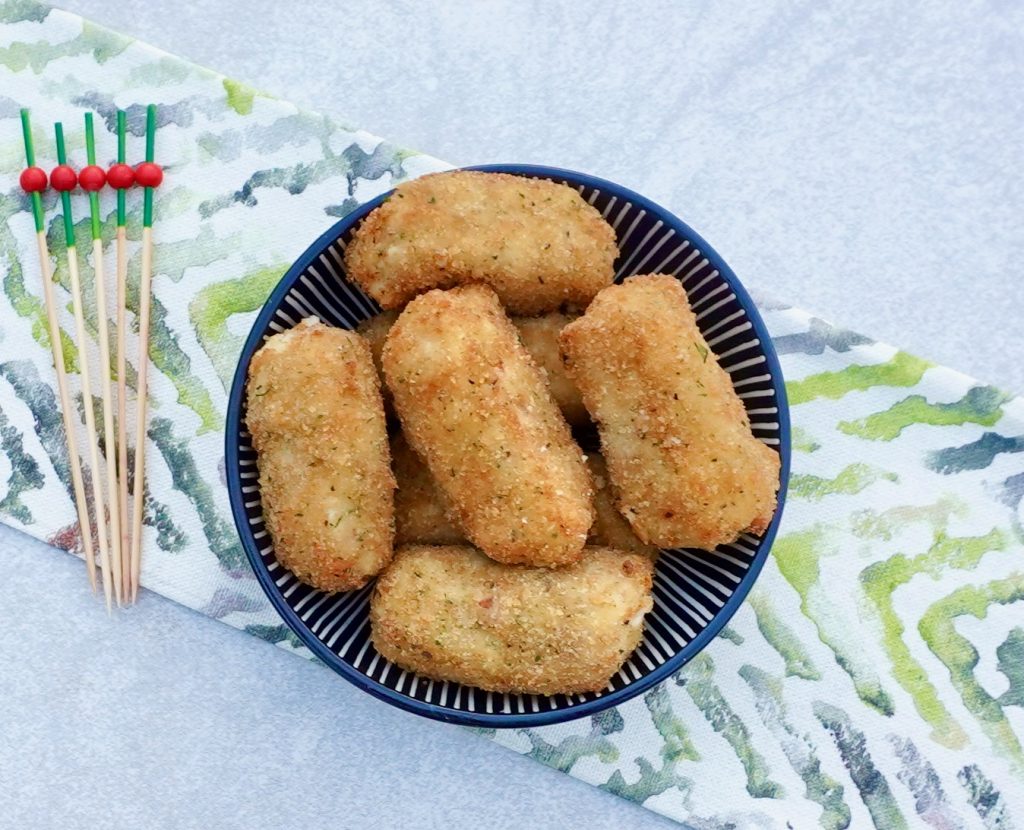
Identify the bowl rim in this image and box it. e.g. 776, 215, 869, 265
225, 162, 792, 727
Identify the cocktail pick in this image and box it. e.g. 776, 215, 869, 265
110, 110, 133, 600
55, 120, 114, 611
130, 104, 161, 602
19, 109, 99, 593
83, 112, 123, 605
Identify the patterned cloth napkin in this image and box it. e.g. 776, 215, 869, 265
2, 4, 1022, 827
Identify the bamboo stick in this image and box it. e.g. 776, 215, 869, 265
84, 112, 123, 604
129, 104, 159, 602
55, 121, 113, 611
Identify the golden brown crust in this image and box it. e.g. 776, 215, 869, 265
344, 171, 617, 315
356, 310, 400, 415
246, 318, 394, 591
560, 275, 780, 549
370, 545, 654, 695
390, 441, 656, 558
381, 285, 594, 567
391, 432, 465, 546
513, 312, 589, 426
586, 454, 660, 559
359, 309, 588, 426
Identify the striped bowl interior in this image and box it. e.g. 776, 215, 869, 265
226, 164, 790, 727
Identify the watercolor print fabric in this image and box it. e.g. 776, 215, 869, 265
0, 4, 1021, 827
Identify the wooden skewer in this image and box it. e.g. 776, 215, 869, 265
84, 112, 123, 605
55, 121, 114, 612
130, 233, 151, 603
114, 110, 131, 601
20, 110, 98, 591
130, 104, 159, 603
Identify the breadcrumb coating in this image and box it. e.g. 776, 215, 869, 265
344, 170, 617, 315
382, 285, 594, 567
391, 439, 656, 558
370, 545, 654, 695
513, 312, 589, 426
391, 432, 464, 546
246, 318, 394, 591
586, 454, 660, 559
356, 310, 400, 415
360, 309, 588, 426
560, 275, 780, 549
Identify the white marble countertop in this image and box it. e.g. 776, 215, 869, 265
4, 1, 1022, 826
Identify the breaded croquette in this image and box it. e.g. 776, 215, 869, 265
513, 312, 589, 426
246, 318, 394, 591
344, 171, 617, 315
391, 440, 656, 557
359, 309, 588, 426
586, 454, 660, 559
382, 285, 594, 567
370, 545, 654, 695
356, 310, 400, 415
391, 432, 464, 546
560, 275, 780, 549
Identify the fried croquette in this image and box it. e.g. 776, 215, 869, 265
360, 309, 588, 426
391, 432, 464, 546
586, 454, 660, 559
356, 310, 400, 417
560, 275, 780, 549
370, 545, 654, 695
344, 170, 617, 315
513, 312, 589, 426
391, 438, 655, 556
382, 285, 594, 567
246, 317, 394, 591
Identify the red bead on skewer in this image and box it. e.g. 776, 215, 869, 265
50, 164, 77, 192
79, 164, 106, 191
107, 162, 134, 189
134, 161, 163, 188
20, 166, 47, 192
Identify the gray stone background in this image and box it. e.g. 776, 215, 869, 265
2, 1, 1021, 827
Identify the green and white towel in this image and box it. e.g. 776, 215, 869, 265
1, 4, 1021, 827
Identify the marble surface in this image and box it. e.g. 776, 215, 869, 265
3, 0, 1022, 826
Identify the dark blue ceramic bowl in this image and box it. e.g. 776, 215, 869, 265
226, 164, 791, 727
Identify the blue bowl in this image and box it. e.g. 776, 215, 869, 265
226, 164, 791, 727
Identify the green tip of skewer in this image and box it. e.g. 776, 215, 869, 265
19, 109, 44, 233
84, 111, 97, 165
54, 121, 67, 164
54, 122, 75, 249
145, 103, 156, 163
84, 113, 102, 241
116, 110, 127, 227
117, 110, 126, 163
143, 104, 157, 228
20, 109, 36, 166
